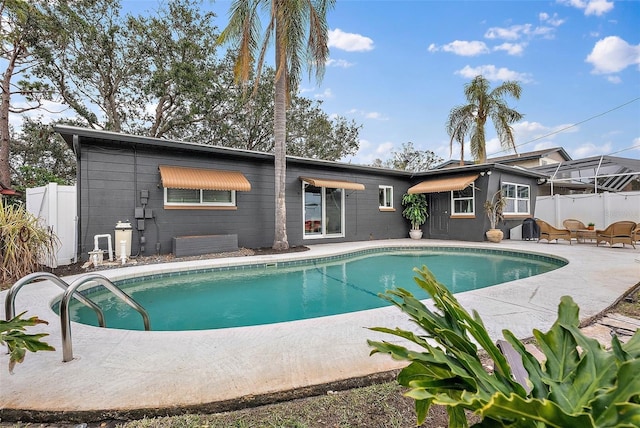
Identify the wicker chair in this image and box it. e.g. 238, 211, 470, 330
536, 219, 572, 244
562, 218, 588, 240
596, 221, 637, 249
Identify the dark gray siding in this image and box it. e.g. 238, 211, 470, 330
420, 170, 539, 242
490, 170, 540, 239
67, 127, 545, 259
76, 140, 411, 258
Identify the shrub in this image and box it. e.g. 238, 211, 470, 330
368, 266, 640, 427
0, 198, 57, 285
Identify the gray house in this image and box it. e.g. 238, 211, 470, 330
55, 125, 547, 259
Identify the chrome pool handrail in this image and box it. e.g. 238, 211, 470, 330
4, 271, 106, 327
60, 273, 151, 362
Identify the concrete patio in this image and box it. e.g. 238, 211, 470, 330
1, 238, 638, 422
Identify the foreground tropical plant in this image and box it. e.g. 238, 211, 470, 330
0, 312, 55, 373
0, 198, 57, 285
368, 266, 640, 427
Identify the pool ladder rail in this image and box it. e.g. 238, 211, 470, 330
4, 272, 151, 362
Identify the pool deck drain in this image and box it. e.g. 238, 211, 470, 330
1, 239, 638, 422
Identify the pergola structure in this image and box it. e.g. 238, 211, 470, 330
532, 155, 640, 194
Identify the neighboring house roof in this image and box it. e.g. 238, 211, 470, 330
435, 147, 572, 169
532, 155, 640, 192
488, 147, 572, 164
55, 125, 545, 181
434, 159, 474, 169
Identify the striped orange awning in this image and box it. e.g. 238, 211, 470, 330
300, 176, 365, 191
408, 174, 479, 194
159, 165, 251, 191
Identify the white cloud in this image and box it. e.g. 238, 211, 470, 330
328, 28, 374, 52
436, 40, 489, 56
10, 99, 73, 130
455, 65, 533, 83
347, 108, 388, 121
314, 88, 334, 99
365, 111, 387, 120
484, 24, 556, 41
539, 12, 565, 27
511, 121, 579, 146
298, 86, 315, 94
343, 139, 396, 164
485, 137, 511, 157
532, 141, 558, 151
572, 141, 613, 158
485, 25, 526, 41
586, 36, 640, 74
558, 0, 614, 16
607, 75, 622, 84
493, 42, 526, 56
326, 58, 354, 68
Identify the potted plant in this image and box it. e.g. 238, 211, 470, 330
401, 193, 428, 239
484, 190, 506, 243
588, 222, 595, 230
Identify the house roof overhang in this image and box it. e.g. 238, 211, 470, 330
54, 126, 550, 183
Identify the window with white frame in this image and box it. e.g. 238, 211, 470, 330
164, 188, 236, 207
501, 182, 530, 214
378, 185, 394, 209
451, 184, 475, 215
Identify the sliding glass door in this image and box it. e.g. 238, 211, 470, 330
303, 184, 344, 238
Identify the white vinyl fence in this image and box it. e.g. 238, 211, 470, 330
26, 183, 77, 267
535, 191, 640, 229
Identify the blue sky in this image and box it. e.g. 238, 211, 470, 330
207, 0, 640, 164
13, 0, 640, 164
308, 0, 640, 164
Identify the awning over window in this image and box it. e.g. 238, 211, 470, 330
159, 165, 251, 191
408, 174, 479, 194
300, 176, 365, 191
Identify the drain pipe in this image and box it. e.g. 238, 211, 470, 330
120, 240, 127, 265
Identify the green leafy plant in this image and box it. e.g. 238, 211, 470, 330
484, 190, 506, 229
368, 266, 640, 427
401, 193, 428, 230
0, 198, 57, 285
0, 312, 55, 373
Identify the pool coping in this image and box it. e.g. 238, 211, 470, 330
1, 239, 639, 422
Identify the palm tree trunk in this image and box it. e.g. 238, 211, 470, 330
272, 23, 289, 250
0, 51, 16, 188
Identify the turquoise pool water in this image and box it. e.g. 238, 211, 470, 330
66, 248, 565, 331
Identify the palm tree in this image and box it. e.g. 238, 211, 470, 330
217, 0, 334, 250
446, 75, 523, 164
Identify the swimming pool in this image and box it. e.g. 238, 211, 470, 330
65, 247, 566, 331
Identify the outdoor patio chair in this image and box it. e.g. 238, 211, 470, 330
535, 219, 572, 244
595, 221, 637, 249
562, 218, 587, 240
